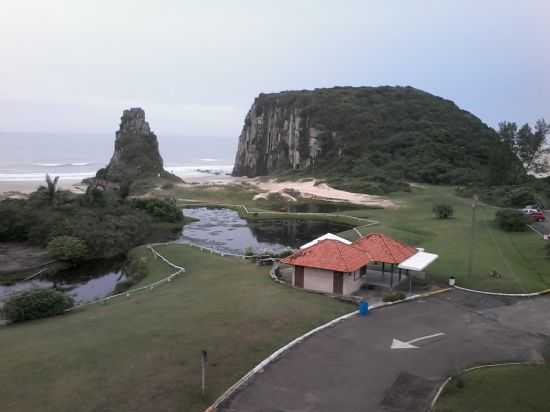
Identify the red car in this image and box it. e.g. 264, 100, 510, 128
527, 211, 546, 222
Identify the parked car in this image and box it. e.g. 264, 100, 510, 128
525, 210, 546, 222
522, 208, 540, 215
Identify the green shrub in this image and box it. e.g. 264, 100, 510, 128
3, 289, 74, 322
382, 291, 406, 302
114, 255, 149, 293
432, 202, 454, 219
244, 246, 255, 257
47, 236, 89, 263
130, 198, 183, 223
457, 185, 536, 208
495, 209, 528, 231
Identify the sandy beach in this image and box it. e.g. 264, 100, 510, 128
0, 174, 395, 209
249, 178, 396, 208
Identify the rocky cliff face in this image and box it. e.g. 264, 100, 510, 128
98, 108, 178, 182
232, 87, 512, 186
232, 96, 323, 177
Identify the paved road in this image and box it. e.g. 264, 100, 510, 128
220, 291, 550, 412
530, 211, 550, 236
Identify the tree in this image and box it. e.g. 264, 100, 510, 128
45, 174, 60, 206
432, 202, 454, 219
495, 209, 528, 232
497, 121, 518, 148
47, 236, 89, 263
498, 119, 549, 173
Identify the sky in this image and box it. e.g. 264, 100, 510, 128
1, 0, 549, 137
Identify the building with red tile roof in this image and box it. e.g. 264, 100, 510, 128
279, 232, 428, 295
352, 233, 417, 264
280, 239, 371, 273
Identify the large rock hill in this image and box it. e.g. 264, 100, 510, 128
97, 108, 179, 183
232, 86, 520, 187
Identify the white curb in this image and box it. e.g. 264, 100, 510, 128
454, 285, 550, 297
429, 362, 540, 411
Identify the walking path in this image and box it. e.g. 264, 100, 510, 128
219, 290, 550, 412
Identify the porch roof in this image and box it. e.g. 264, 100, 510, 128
398, 251, 439, 271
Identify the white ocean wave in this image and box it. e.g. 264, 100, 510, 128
165, 164, 233, 176
33, 162, 92, 167
0, 172, 95, 182
199, 158, 218, 162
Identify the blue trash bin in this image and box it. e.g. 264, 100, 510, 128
359, 300, 369, 317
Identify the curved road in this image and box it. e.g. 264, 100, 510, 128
220, 290, 550, 412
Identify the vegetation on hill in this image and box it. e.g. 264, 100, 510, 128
497, 119, 550, 174
456, 119, 550, 208
0, 177, 184, 262
95, 108, 181, 184
234, 87, 525, 193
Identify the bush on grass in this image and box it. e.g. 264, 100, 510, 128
47, 236, 89, 263
3, 289, 74, 323
382, 291, 406, 302
432, 202, 454, 219
130, 198, 183, 223
495, 209, 528, 232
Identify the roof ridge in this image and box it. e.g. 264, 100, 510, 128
334, 241, 351, 272
378, 233, 397, 262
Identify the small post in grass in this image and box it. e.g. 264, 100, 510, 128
467, 195, 478, 279
201, 350, 208, 396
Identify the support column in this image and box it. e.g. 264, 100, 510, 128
408, 269, 412, 293
390, 264, 394, 289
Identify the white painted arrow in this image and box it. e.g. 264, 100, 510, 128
391, 332, 445, 349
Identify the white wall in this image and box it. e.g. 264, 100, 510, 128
303, 267, 334, 293
343, 270, 365, 295
292, 266, 365, 295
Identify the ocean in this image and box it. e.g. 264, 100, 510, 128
0, 132, 237, 188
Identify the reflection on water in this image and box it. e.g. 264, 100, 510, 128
0, 258, 126, 304
285, 202, 363, 214
178, 207, 352, 254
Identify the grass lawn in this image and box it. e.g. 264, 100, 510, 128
335, 185, 550, 293
435, 364, 550, 412
0, 244, 352, 412
171, 182, 550, 293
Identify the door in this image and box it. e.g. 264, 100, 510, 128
333, 271, 344, 294
295, 266, 304, 288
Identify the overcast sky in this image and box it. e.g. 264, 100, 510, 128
1, 0, 549, 137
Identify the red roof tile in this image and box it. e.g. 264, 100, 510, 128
353, 233, 416, 264
280, 239, 371, 273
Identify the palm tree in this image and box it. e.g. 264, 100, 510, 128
45, 174, 60, 206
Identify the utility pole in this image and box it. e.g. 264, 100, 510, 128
201, 350, 208, 396
467, 195, 478, 279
